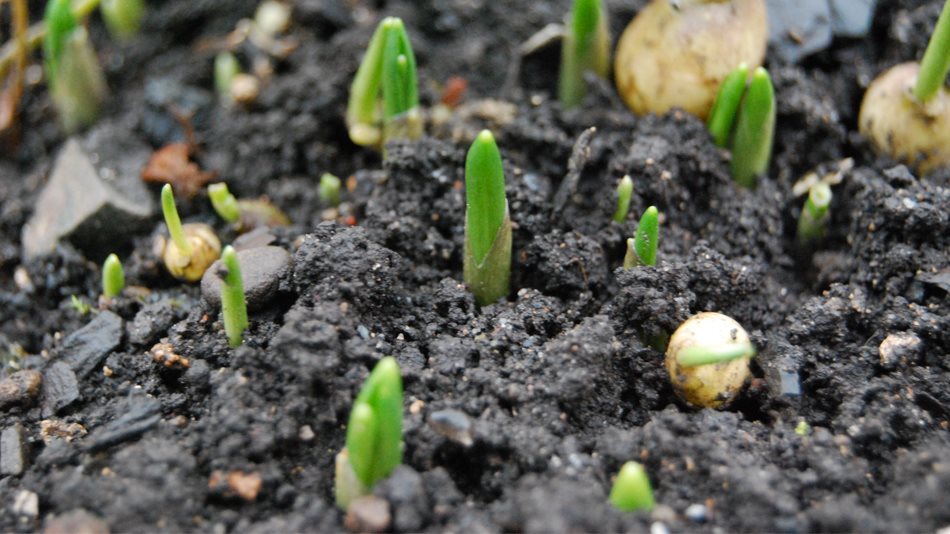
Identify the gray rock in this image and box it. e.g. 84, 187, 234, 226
0, 369, 42, 409
85, 397, 161, 452
344, 495, 391, 533
765, 0, 833, 63
429, 409, 474, 446
829, 0, 876, 38
12, 490, 39, 517
41, 362, 80, 416
373, 466, 429, 532
44, 509, 110, 534
879, 332, 922, 369
128, 301, 186, 346
201, 246, 291, 311
22, 139, 154, 260
59, 311, 123, 378
1, 423, 27, 475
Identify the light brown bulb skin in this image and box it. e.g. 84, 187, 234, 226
162, 223, 221, 282
665, 311, 751, 408
614, 0, 767, 120
858, 62, 950, 175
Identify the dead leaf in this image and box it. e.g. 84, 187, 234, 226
142, 143, 217, 199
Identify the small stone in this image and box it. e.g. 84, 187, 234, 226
201, 246, 290, 311
44, 509, 110, 534
298, 425, 315, 442
40, 420, 87, 443
764, 0, 832, 63
0, 369, 42, 409
650, 522, 670, 534
59, 311, 123, 378
879, 332, 922, 369
128, 301, 185, 346
829, 0, 876, 37
12, 490, 39, 517
40, 362, 80, 416
429, 409, 473, 446
373, 466, 428, 532
1, 423, 27, 475
650, 504, 677, 523
208, 470, 262, 501
22, 139, 154, 259
85, 397, 161, 452
685, 503, 708, 523
344, 495, 391, 533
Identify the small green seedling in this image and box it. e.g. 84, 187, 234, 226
707, 63, 748, 148
101, 253, 125, 298
464, 130, 511, 306
623, 205, 658, 268
346, 17, 421, 148
161, 184, 221, 282
335, 356, 404, 510
214, 52, 241, 102
208, 183, 290, 232
220, 246, 248, 347
796, 181, 832, 245
913, 0, 950, 104
43, 0, 108, 133
612, 175, 633, 224
208, 183, 240, 223
319, 172, 342, 207
70, 294, 92, 316
100, 0, 145, 40
730, 67, 775, 188
559, 0, 609, 108
795, 420, 810, 437
609, 461, 655, 512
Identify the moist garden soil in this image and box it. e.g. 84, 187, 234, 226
1, 0, 950, 532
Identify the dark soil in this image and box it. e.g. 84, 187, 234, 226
2, 0, 949, 532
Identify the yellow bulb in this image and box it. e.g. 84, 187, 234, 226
162, 223, 221, 282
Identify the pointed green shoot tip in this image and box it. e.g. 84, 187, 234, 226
914, 0, 950, 103
208, 183, 240, 223
707, 63, 749, 148
731, 67, 775, 188
382, 19, 419, 123
797, 181, 832, 244
214, 52, 241, 100
221, 245, 248, 347
612, 175, 633, 223
624, 206, 658, 268
319, 173, 342, 207
346, 18, 391, 146
49, 25, 107, 133
559, 0, 610, 108
102, 253, 125, 298
43, 0, 78, 87
161, 184, 193, 259
347, 356, 404, 487
465, 130, 507, 265
609, 461, 655, 512
100, 0, 146, 40
677, 342, 756, 368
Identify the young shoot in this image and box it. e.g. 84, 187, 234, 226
208, 183, 290, 232
665, 312, 755, 408
859, 0, 950, 174
220, 246, 248, 348
730, 67, 775, 188
214, 52, 241, 102
707, 63, 748, 148
558, 0, 610, 109
319, 172, 342, 207
464, 130, 511, 306
100, 0, 145, 40
101, 253, 124, 298
796, 181, 832, 245
208, 183, 240, 223
623, 206, 658, 268
43, 0, 107, 133
612, 175, 633, 224
335, 357, 404, 510
609, 461, 655, 512
161, 184, 221, 282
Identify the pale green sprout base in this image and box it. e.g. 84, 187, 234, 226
609, 461, 655, 512
558, 0, 610, 108
612, 175, 633, 223
677, 342, 756, 368
623, 206, 658, 268
731, 67, 775, 188
50, 27, 107, 133
319, 173, 342, 207
214, 52, 241, 101
797, 181, 832, 245
464, 209, 512, 307
101, 253, 124, 298
208, 183, 241, 223
221, 246, 248, 348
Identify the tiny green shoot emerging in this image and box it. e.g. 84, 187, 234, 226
208, 183, 240, 223
623, 206, 658, 268
160, 184, 221, 281
220, 246, 248, 348
319, 173, 342, 207
102, 253, 124, 298
796, 182, 832, 245
335, 356, 404, 510
214, 52, 241, 101
100, 0, 145, 40
559, 0, 609, 109
464, 130, 511, 306
676, 342, 757, 368
612, 175, 633, 224
707, 63, 748, 148
162, 184, 192, 259
609, 461, 655, 512
730, 67, 775, 188
913, 0, 950, 103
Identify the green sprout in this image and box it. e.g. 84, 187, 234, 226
220, 246, 248, 348
208, 183, 241, 223
796, 181, 832, 245
70, 294, 92, 316
612, 175, 633, 224
319, 172, 342, 207
102, 253, 125, 298
463, 130, 511, 306
558, 0, 609, 108
162, 184, 192, 260
707, 63, 748, 148
214, 52, 241, 101
335, 356, 404, 510
346, 17, 421, 148
913, 0, 950, 103
43, 0, 107, 133
100, 0, 145, 40
795, 420, 810, 437
676, 342, 756, 367
609, 461, 655, 512
730, 67, 775, 188
623, 205, 658, 268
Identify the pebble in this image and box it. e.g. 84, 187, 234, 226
1, 423, 27, 475
765, 0, 832, 64
344, 495, 391, 533
879, 332, 922, 369
0, 369, 42, 409
43, 509, 110, 534
21, 139, 154, 260
40, 362, 79, 417
685, 503, 708, 523
201, 246, 290, 311
59, 311, 123, 379
429, 409, 474, 446
208, 470, 262, 501
828, 0, 876, 37
128, 301, 184, 346
12, 490, 39, 517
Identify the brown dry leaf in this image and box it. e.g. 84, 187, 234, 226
142, 143, 217, 199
